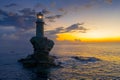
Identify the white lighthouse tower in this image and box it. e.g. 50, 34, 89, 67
36, 12, 44, 37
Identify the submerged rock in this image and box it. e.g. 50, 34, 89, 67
71, 56, 101, 63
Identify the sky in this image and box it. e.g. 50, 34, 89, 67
0, 0, 120, 51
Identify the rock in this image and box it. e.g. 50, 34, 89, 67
30, 36, 54, 54
21, 59, 37, 68
18, 35, 56, 68
18, 54, 57, 68
71, 56, 101, 63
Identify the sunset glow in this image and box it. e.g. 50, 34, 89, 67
57, 32, 120, 42
0, 0, 120, 43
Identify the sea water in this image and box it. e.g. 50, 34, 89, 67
50, 42, 120, 80
0, 42, 120, 80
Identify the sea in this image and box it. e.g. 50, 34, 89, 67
0, 42, 120, 80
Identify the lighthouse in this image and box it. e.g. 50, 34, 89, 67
29, 12, 54, 54
19, 12, 55, 69
36, 12, 44, 37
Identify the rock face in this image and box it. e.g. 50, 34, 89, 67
30, 36, 54, 54
18, 36, 55, 67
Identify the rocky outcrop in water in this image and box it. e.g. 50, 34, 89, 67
18, 36, 56, 69
18, 12, 58, 77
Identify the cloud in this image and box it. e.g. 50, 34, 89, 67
58, 8, 67, 15
46, 27, 64, 35
65, 23, 87, 33
0, 8, 37, 41
0, 26, 16, 31
1, 33, 19, 40
0, 27, 35, 41
58, 8, 65, 12
4, 3, 18, 8
0, 26, 18, 40
19, 8, 36, 16
45, 23, 88, 41
46, 23, 88, 35
46, 14, 63, 22
42, 9, 51, 15
0, 8, 65, 40
0, 9, 36, 29
0, 26, 17, 38
46, 14, 63, 19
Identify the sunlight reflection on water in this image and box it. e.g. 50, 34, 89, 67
50, 43, 120, 79
52, 42, 120, 62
